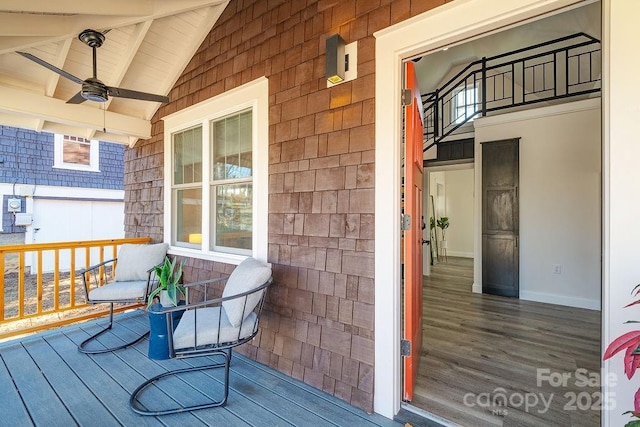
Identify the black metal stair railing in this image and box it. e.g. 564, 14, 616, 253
422, 32, 601, 152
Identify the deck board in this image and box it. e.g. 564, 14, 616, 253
22, 338, 120, 426
0, 310, 401, 427
0, 346, 32, 427
1, 343, 77, 426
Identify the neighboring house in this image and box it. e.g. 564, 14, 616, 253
0, 1, 637, 426
0, 125, 125, 270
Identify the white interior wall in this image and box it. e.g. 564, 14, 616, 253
474, 98, 601, 310
603, 1, 640, 424
442, 169, 474, 258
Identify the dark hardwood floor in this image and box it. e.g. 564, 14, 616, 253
410, 257, 601, 426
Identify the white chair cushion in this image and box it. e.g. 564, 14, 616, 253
88, 280, 148, 302
221, 257, 271, 327
115, 243, 168, 282
173, 307, 258, 350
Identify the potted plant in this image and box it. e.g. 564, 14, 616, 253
147, 256, 185, 307
436, 216, 450, 241
436, 216, 450, 261
147, 256, 185, 360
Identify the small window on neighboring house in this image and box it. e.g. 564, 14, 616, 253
453, 86, 479, 125
54, 134, 100, 171
164, 77, 268, 264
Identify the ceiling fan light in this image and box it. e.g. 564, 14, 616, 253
81, 80, 108, 102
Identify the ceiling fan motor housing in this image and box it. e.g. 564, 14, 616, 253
82, 77, 108, 102
78, 29, 105, 48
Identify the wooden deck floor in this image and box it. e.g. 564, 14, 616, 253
0, 311, 401, 427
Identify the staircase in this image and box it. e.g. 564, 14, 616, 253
422, 32, 601, 152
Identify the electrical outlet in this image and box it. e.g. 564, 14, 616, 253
553, 264, 562, 274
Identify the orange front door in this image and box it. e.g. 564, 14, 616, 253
403, 61, 424, 402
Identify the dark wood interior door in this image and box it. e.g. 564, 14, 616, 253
403, 61, 424, 402
482, 138, 519, 297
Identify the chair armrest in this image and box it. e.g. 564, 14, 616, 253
183, 276, 229, 288
78, 258, 117, 275
157, 277, 272, 313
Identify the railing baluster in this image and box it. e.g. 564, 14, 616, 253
565, 48, 570, 95
18, 252, 24, 318
37, 250, 43, 314
70, 248, 76, 308
54, 249, 60, 311
99, 246, 105, 285
0, 252, 4, 321
481, 57, 487, 116
554, 52, 557, 97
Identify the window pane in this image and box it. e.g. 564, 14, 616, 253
63, 136, 91, 165
173, 126, 202, 185
174, 187, 202, 247
212, 183, 252, 251
211, 110, 252, 181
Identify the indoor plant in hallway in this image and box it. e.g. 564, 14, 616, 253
147, 256, 186, 359
437, 216, 450, 261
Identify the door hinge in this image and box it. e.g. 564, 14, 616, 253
402, 89, 412, 106
401, 339, 411, 357
401, 214, 411, 231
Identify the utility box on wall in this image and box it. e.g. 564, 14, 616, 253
7, 198, 21, 213
14, 213, 32, 226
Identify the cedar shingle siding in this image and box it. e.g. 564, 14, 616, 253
124, 0, 446, 412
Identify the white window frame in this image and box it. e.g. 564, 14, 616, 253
162, 77, 269, 265
53, 134, 100, 172
452, 85, 479, 125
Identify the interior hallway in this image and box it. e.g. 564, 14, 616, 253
412, 257, 601, 426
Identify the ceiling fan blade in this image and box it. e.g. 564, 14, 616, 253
107, 86, 169, 103
16, 52, 84, 85
66, 92, 86, 104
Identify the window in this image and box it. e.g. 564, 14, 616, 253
163, 78, 268, 264
453, 86, 479, 125
54, 134, 100, 171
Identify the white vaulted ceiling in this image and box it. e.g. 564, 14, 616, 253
0, 0, 230, 146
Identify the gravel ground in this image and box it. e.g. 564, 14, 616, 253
1, 267, 117, 339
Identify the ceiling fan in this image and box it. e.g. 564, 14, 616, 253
17, 29, 170, 104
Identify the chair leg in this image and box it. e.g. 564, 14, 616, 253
129, 351, 230, 416
78, 303, 149, 354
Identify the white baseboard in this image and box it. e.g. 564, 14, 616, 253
469, 286, 600, 310
519, 290, 601, 311
446, 250, 473, 258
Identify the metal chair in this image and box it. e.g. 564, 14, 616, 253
129, 256, 272, 415
78, 242, 168, 354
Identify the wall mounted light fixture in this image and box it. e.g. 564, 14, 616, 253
326, 34, 346, 84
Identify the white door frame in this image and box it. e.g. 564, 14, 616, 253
373, 0, 601, 419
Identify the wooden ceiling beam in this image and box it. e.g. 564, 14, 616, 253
0, 0, 154, 16
0, 86, 151, 139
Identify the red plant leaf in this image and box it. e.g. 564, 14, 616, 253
635, 388, 640, 414
604, 331, 640, 360
625, 346, 640, 379
625, 300, 640, 308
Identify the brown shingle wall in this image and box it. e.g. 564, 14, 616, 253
124, 0, 446, 413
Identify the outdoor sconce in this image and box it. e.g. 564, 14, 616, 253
326, 34, 347, 84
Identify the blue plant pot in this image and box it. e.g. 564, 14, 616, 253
147, 301, 185, 360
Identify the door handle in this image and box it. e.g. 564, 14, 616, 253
422, 239, 430, 246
